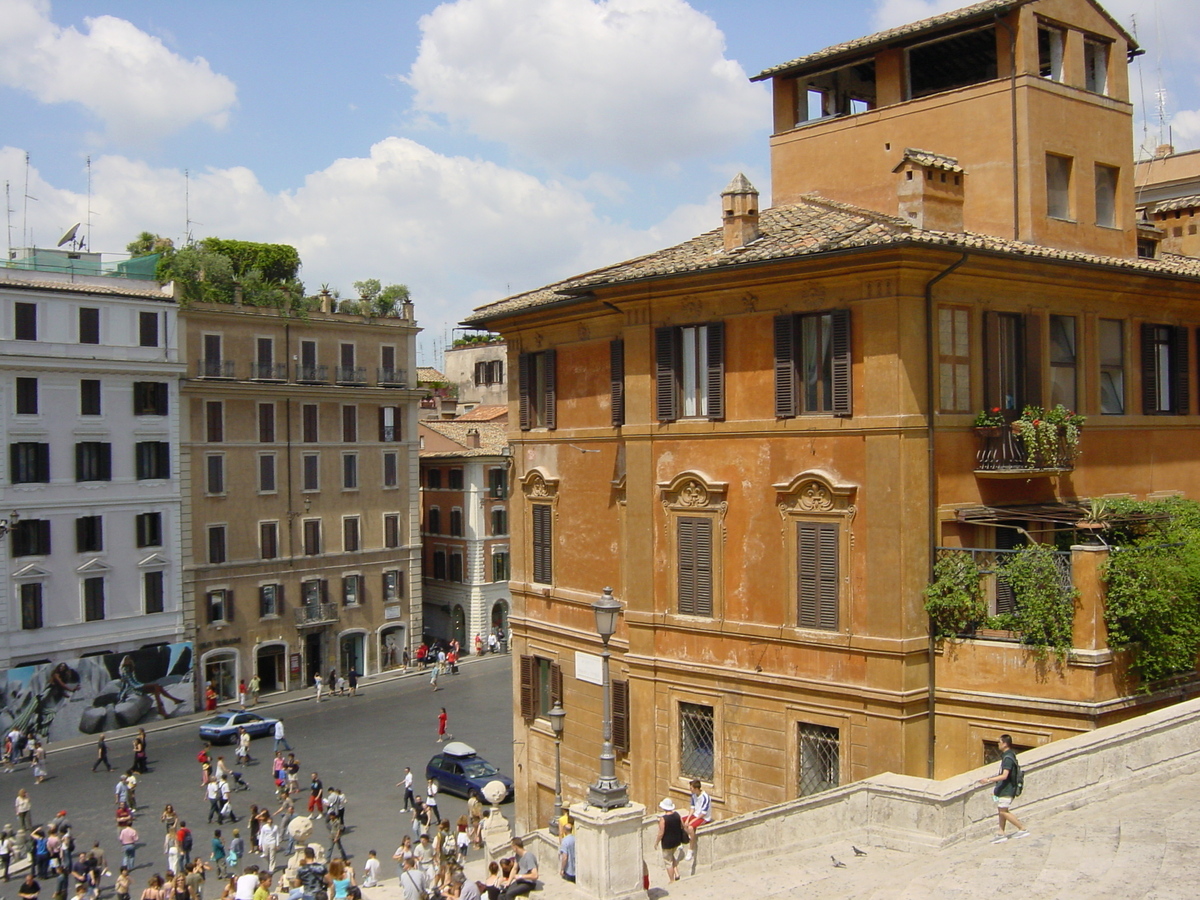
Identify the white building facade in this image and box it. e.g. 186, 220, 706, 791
0, 263, 185, 669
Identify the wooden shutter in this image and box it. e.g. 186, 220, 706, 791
678, 517, 713, 616
774, 314, 797, 418
1140, 323, 1158, 414
225, 589, 234, 622
655, 326, 679, 422
519, 655, 536, 719
983, 311, 1002, 411
532, 504, 552, 584
830, 309, 852, 416
611, 679, 630, 753
798, 522, 838, 630
550, 662, 563, 707
543, 348, 557, 430
518, 353, 532, 430
1172, 325, 1190, 414
38, 519, 51, 555
38, 444, 49, 483
1023, 312, 1043, 409
705, 322, 725, 420
610, 339, 625, 426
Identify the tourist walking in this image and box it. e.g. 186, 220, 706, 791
273, 721, 291, 754
118, 822, 138, 871
654, 798, 685, 883
247, 676, 261, 707
398, 768, 414, 811
978, 733, 1029, 842
15, 788, 32, 833
93, 735, 113, 773
437, 709, 450, 743
425, 779, 440, 824
313, 675, 324, 703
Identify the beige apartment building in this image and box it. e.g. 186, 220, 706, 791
181, 300, 423, 699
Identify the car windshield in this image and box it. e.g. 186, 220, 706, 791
461, 760, 499, 778
205, 716, 231, 726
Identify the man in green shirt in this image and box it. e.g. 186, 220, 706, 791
978, 734, 1029, 843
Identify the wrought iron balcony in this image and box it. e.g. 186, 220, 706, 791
296, 364, 329, 384
294, 603, 338, 627
335, 366, 367, 385
377, 367, 407, 387
973, 426, 1076, 477
196, 359, 236, 379
249, 362, 288, 381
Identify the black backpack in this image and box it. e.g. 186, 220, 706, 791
1006, 750, 1024, 797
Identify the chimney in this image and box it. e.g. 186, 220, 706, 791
467, 428, 481, 449
1154, 144, 1175, 159
722, 173, 760, 251
318, 288, 333, 313
895, 149, 965, 232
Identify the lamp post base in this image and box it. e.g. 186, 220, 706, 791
587, 779, 629, 810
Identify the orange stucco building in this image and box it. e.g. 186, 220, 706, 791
465, 0, 1200, 833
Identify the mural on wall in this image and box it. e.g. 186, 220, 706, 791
0, 643, 194, 741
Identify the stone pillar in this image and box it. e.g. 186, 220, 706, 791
1071, 544, 1110, 651
570, 801, 646, 900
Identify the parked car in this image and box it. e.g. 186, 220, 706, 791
426, 741, 514, 802
199, 710, 280, 744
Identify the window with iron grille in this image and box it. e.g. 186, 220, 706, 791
797, 521, 839, 630
20, 583, 43, 630
677, 517, 713, 616
679, 702, 714, 781
532, 504, 552, 584
83, 576, 106, 621
81, 379, 102, 416
11, 442, 50, 483
144, 571, 165, 614
797, 723, 840, 797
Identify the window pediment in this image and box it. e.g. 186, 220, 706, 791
76, 558, 111, 574
658, 471, 728, 512
520, 468, 560, 500
138, 553, 170, 568
775, 471, 856, 518
12, 564, 49, 579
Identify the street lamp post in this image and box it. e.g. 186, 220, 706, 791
548, 701, 566, 834
587, 586, 628, 810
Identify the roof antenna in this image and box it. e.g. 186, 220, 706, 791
84, 155, 92, 252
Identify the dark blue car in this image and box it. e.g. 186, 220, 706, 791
426, 742, 514, 802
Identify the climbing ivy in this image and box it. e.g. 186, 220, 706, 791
924, 552, 986, 639
1003, 544, 1077, 660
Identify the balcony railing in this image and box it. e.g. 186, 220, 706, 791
249, 362, 288, 381
335, 366, 367, 385
294, 603, 338, 627
296, 364, 329, 384
935, 546, 1072, 627
378, 367, 407, 387
973, 426, 1075, 475
196, 359, 236, 379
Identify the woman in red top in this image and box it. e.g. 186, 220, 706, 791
204, 684, 218, 711
437, 708, 449, 743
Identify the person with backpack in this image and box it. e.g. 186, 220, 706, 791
978, 733, 1029, 842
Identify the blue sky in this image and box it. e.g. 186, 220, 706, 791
2, 0, 1197, 366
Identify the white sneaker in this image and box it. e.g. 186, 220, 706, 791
684, 849, 693, 861
990, 833, 1009, 843
1011, 830, 1030, 839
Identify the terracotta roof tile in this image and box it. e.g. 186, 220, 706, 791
417, 367, 447, 383
419, 420, 509, 457
1151, 195, 1200, 214
464, 194, 1200, 326
0, 274, 174, 301
896, 148, 964, 174
455, 405, 509, 422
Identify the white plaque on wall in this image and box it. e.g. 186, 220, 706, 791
575, 651, 603, 686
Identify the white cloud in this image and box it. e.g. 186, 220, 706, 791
870, 0, 962, 30
0, 0, 236, 142
0, 139, 688, 335
405, 0, 767, 170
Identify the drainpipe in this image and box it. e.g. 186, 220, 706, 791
995, 12, 1021, 241
924, 251, 969, 779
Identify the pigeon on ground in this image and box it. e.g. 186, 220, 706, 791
852, 846, 868, 857
832, 856, 847, 868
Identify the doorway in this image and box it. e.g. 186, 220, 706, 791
204, 652, 237, 702
380, 626, 405, 670
305, 632, 323, 685
340, 633, 365, 676
256, 645, 287, 693
452, 606, 467, 648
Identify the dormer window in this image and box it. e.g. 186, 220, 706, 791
907, 26, 997, 99
1038, 24, 1065, 81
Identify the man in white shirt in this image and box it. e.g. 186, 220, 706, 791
396, 768, 414, 810
274, 720, 292, 753
425, 779, 440, 823
234, 867, 260, 900
682, 779, 711, 860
